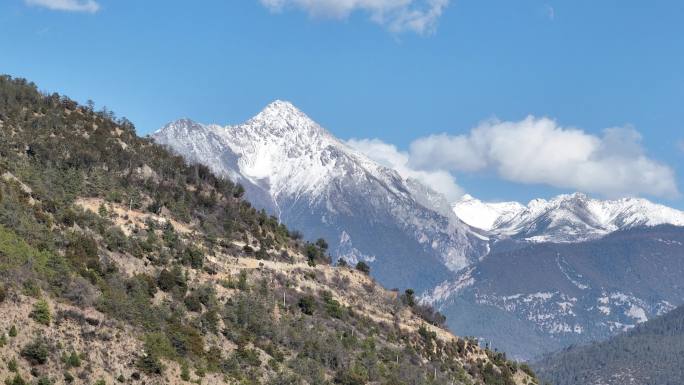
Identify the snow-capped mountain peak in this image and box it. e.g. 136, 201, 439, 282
244, 100, 324, 136
453, 192, 684, 242
154, 118, 201, 134
153, 102, 490, 288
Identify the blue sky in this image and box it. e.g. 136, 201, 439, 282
2, 0, 683, 207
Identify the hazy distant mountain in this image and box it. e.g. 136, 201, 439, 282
452, 192, 684, 243
534, 305, 684, 385
425, 225, 684, 360
153, 101, 489, 291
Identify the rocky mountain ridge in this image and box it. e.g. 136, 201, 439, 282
452, 192, 684, 243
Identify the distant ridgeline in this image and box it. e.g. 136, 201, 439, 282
428, 224, 684, 360
0, 75, 537, 385
534, 305, 684, 385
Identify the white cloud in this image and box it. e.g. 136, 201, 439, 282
259, 0, 449, 34
408, 116, 680, 199
346, 138, 464, 200
25, 0, 99, 13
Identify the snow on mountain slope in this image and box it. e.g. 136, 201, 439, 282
153, 101, 489, 291
453, 192, 684, 243
451, 194, 524, 231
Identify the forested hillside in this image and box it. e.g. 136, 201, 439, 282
535, 306, 684, 385
0, 75, 537, 385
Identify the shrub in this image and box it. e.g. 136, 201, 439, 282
0, 334, 6, 347
412, 303, 447, 327
402, 289, 416, 307
136, 354, 164, 375
36, 377, 52, 385
237, 270, 249, 291
184, 294, 202, 312
182, 246, 204, 269
418, 325, 437, 343
305, 244, 320, 265
65, 234, 99, 272
162, 224, 178, 246
20, 338, 49, 365
65, 351, 81, 368
334, 369, 365, 385
200, 308, 220, 334
255, 246, 268, 260
98, 203, 108, 217
8, 325, 17, 337
355, 261, 370, 275
298, 295, 315, 315
8, 357, 18, 371
157, 266, 186, 294
0, 284, 6, 302
236, 346, 261, 367
143, 332, 176, 360
29, 300, 51, 326
167, 323, 204, 358
5, 373, 26, 385
63, 372, 74, 383
104, 227, 128, 252
322, 291, 345, 319
180, 362, 191, 381
315, 238, 328, 250
195, 285, 216, 307
128, 274, 157, 298
22, 280, 41, 298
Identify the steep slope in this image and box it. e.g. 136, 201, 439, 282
425, 225, 684, 360
452, 192, 684, 243
0, 75, 536, 385
153, 101, 489, 291
534, 305, 684, 385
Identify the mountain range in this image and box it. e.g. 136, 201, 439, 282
426, 225, 684, 359
153, 100, 684, 360
452, 193, 684, 243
